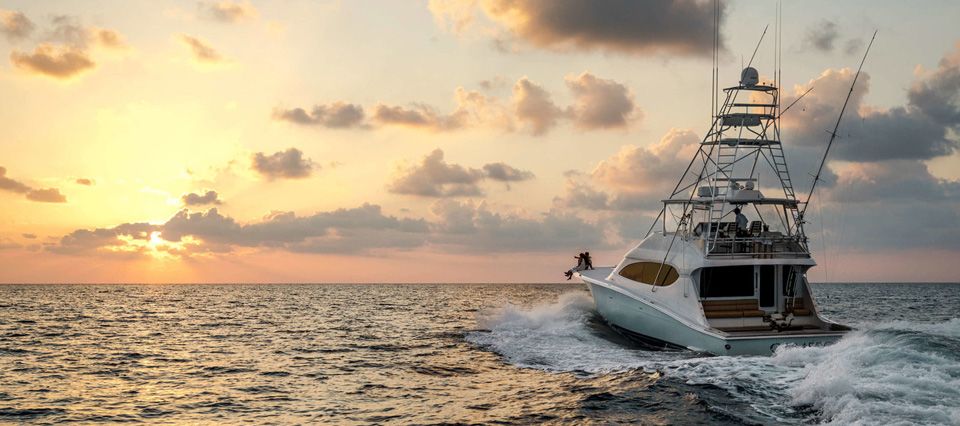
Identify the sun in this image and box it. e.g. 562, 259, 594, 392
148, 231, 164, 248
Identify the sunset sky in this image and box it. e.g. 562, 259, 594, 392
1, 0, 958, 283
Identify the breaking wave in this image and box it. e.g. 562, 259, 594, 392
467, 291, 960, 424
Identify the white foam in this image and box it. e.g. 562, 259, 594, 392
466, 291, 676, 373
772, 322, 960, 425
469, 292, 960, 424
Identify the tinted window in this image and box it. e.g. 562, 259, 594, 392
618, 262, 679, 286
699, 266, 755, 298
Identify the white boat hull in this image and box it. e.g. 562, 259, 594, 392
582, 274, 845, 356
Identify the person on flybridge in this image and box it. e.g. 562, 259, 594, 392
733, 207, 749, 237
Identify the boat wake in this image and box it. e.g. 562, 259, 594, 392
466, 291, 960, 424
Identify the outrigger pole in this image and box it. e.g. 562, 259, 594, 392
798, 31, 877, 224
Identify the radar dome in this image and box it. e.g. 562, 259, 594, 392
740, 67, 759, 87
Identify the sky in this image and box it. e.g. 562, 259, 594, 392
0, 0, 958, 283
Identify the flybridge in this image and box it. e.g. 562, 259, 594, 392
655, 66, 808, 259
647, 29, 877, 260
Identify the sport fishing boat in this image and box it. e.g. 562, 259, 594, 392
577, 61, 864, 355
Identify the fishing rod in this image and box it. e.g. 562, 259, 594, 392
797, 30, 877, 225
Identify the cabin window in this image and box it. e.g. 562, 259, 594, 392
699, 266, 755, 298
618, 262, 679, 286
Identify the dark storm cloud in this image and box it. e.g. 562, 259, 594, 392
388, 149, 484, 197
180, 34, 224, 63
75, 178, 93, 186
251, 148, 314, 179
465, 0, 726, 56
273, 102, 366, 129
0, 9, 34, 41
181, 190, 222, 206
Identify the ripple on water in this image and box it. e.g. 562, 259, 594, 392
0, 283, 956, 424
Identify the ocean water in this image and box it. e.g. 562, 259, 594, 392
0, 283, 958, 425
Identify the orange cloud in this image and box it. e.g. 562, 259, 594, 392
10, 43, 95, 79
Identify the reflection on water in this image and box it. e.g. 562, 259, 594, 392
0, 283, 958, 424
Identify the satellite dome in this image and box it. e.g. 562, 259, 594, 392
740, 67, 759, 87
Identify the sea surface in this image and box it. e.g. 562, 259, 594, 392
1, 283, 958, 425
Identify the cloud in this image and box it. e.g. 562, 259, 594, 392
430, 0, 726, 56
0, 9, 34, 41
372, 104, 466, 131
783, 66, 959, 162
429, 200, 607, 252
810, 159, 960, 251
565, 72, 639, 130
512, 77, 564, 135
843, 38, 864, 56
251, 148, 314, 180
7, 16, 125, 79
10, 44, 95, 79
22, 233, 37, 239
42, 15, 126, 50
50, 204, 430, 256
482, 162, 534, 191
181, 190, 223, 206
180, 34, 224, 63
372, 87, 514, 132
908, 41, 960, 126
94, 28, 127, 49
287, 75, 636, 135
48, 222, 158, 255
482, 162, 534, 182
592, 128, 698, 198
0, 166, 32, 194
553, 128, 716, 212
388, 149, 484, 197
804, 20, 839, 52
26, 188, 67, 203
829, 160, 960, 204
0, 166, 68, 203
273, 102, 366, 129
75, 178, 93, 186
199, 1, 259, 23
552, 176, 610, 210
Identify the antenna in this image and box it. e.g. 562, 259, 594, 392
799, 30, 878, 221
746, 25, 768, 70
